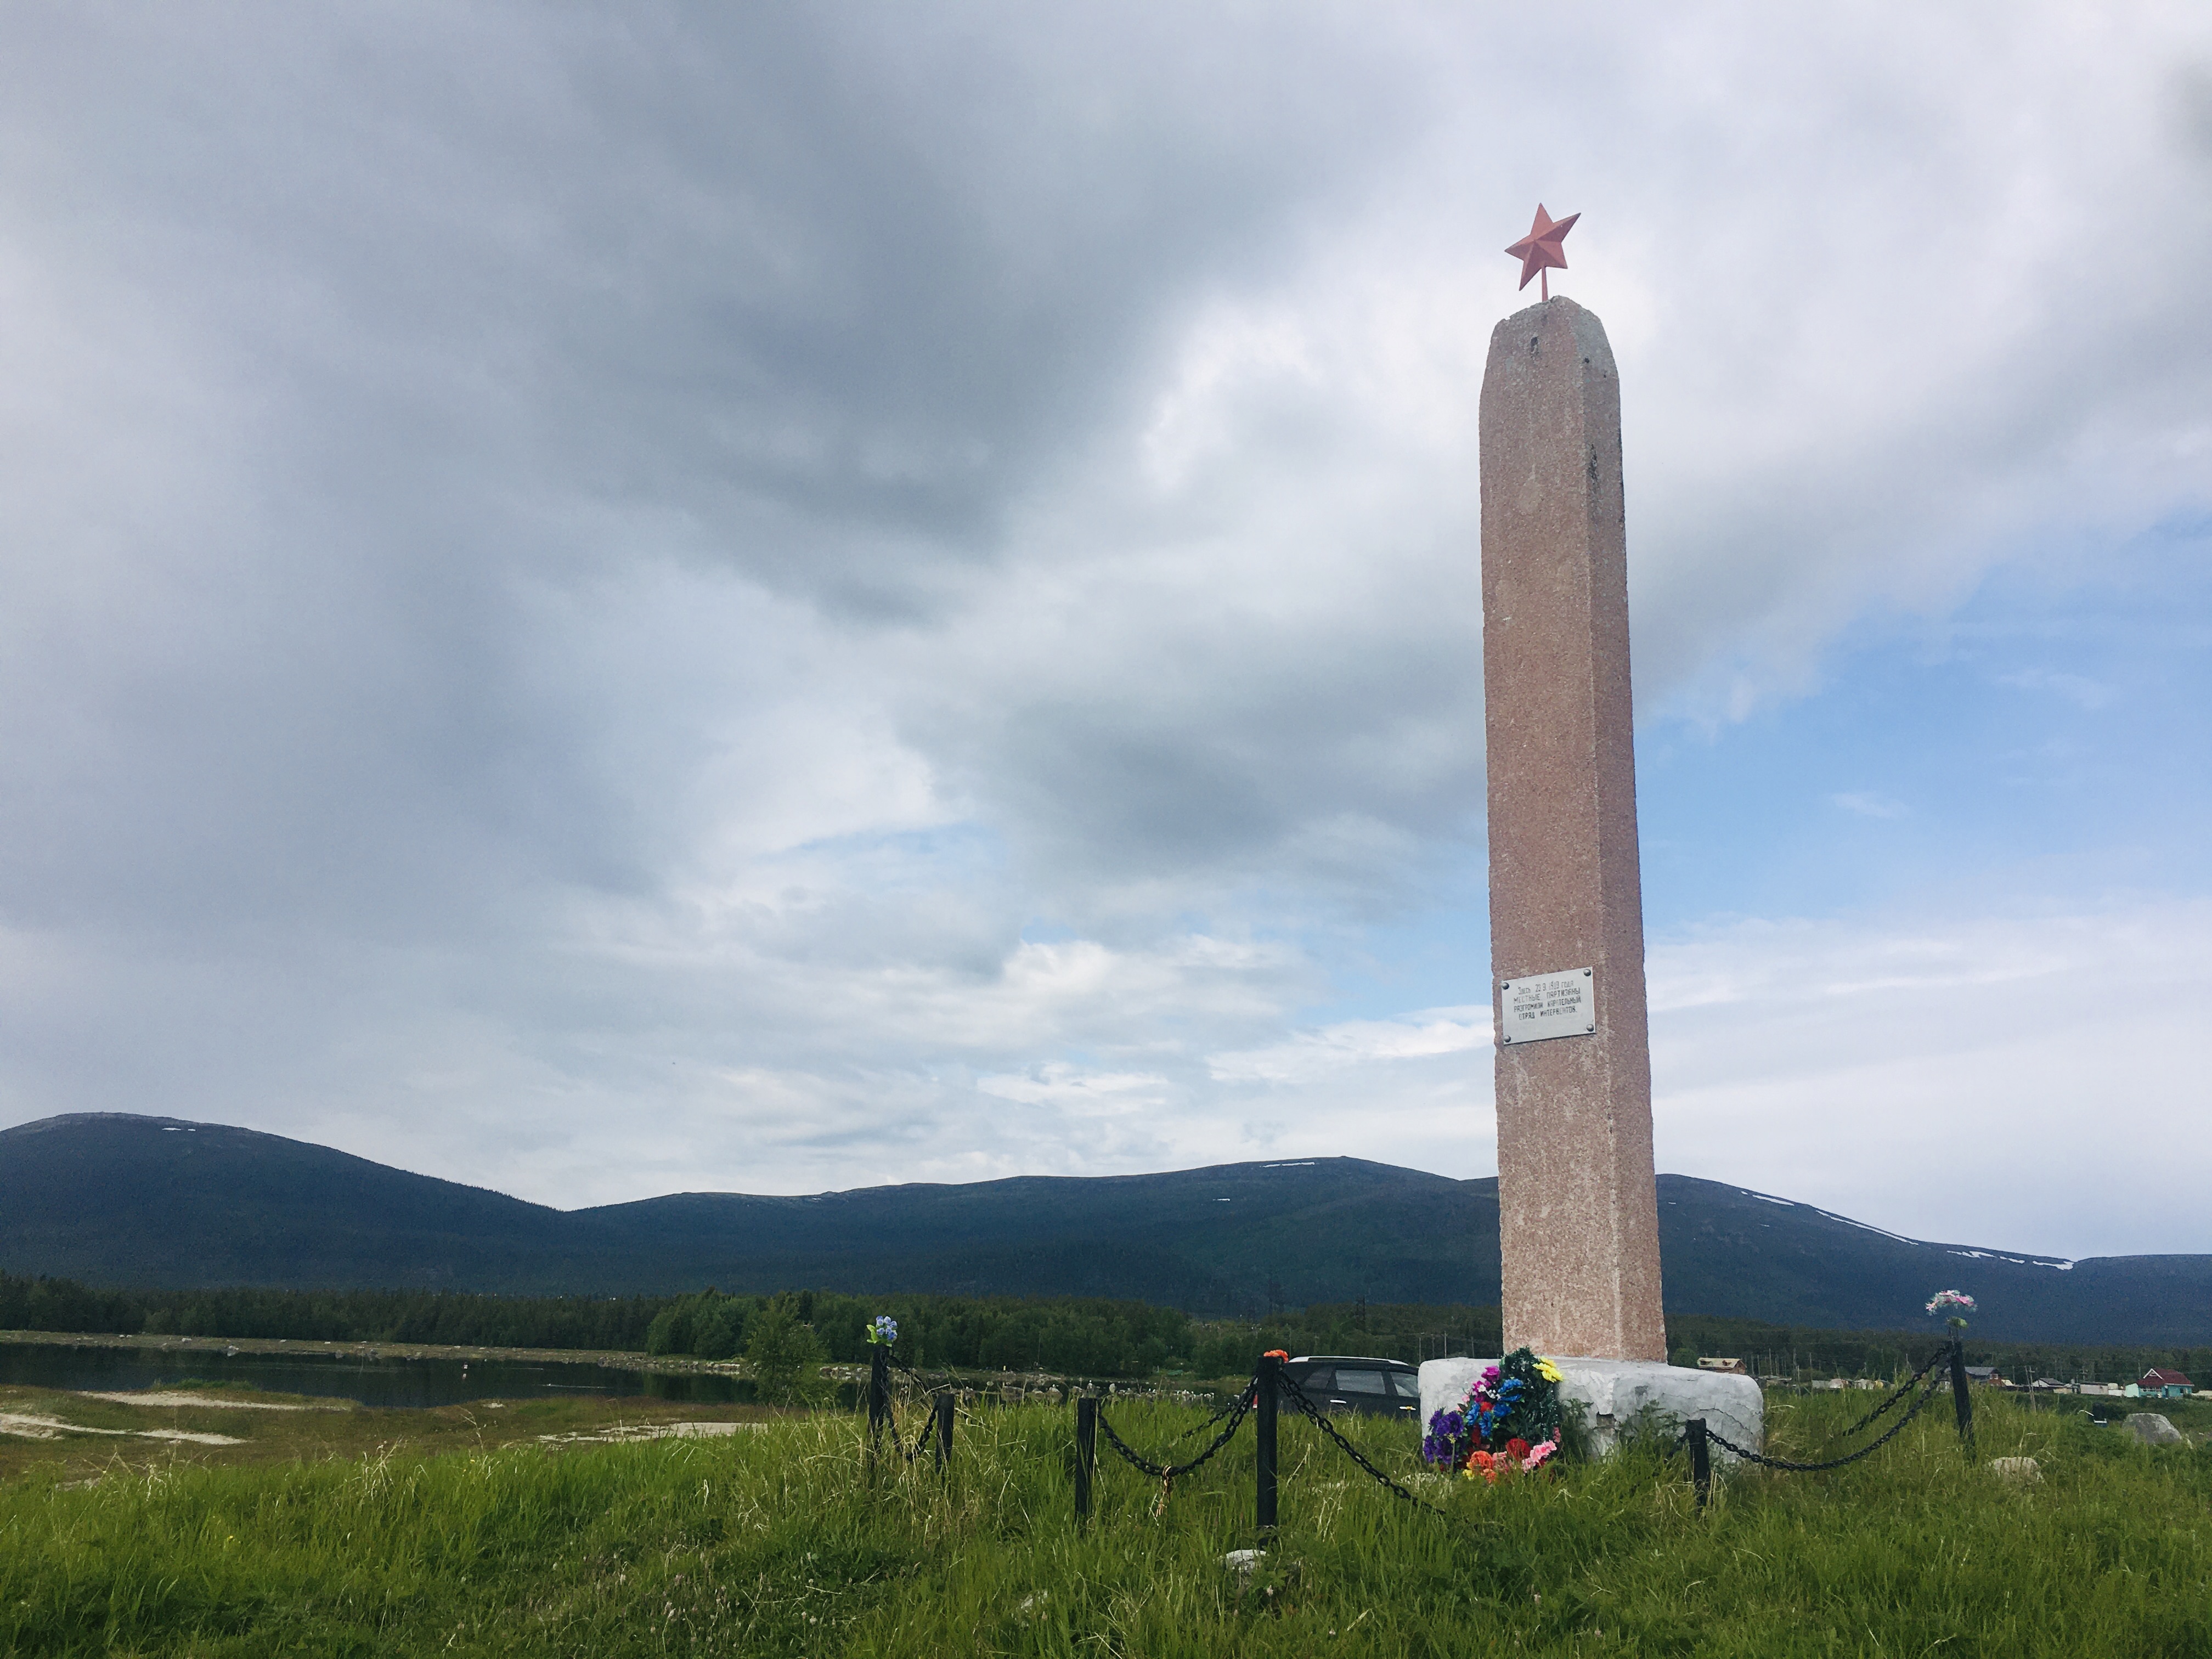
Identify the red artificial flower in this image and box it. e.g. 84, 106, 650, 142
1506, 1437, 1531, 1460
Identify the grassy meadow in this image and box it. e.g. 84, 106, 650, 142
1, 1380, 2207, 1656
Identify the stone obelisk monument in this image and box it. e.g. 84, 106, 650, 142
1480, 295, 1666, 1363
1419, 218, 1760, 1454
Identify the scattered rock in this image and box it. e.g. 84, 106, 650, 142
1222, 1549, 1265, 1576
2124, 1413, 2183, 1447
1989, 1456, 2041, 1484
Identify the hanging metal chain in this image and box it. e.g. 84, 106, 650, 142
869, 1353, 938, 1464
1094, 1379, 1257, 1481
1162, 1387, 1250, 1446
1701, 1368, 1948, 1472
889, 1356, 936, 1390
904, 1408, 935, 1464
1838, 1348, 1949, 1440
1278, 1370, 1454, 1516
893, 1352, 1239, 1442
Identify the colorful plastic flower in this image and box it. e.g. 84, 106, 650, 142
866, 1314, 898, 1345
1536, 1358, 1564, 1384
1521, 1439, 1557, 1472
1924, 1290, 1976, 1315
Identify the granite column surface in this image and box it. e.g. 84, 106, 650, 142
1480, 296, 1666, 1363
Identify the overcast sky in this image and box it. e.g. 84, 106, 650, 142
2, 3, 2207, 1260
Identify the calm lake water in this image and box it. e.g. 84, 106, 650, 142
0, 1343, 752, 1409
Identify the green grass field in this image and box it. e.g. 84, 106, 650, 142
2, 1382, 2207, 1656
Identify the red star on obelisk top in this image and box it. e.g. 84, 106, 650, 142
1506, 204, 1578, 300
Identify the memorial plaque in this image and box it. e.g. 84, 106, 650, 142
1497, 967, 1595, 1046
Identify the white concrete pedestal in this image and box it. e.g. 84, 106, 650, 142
1418, 1358, 1763, 1461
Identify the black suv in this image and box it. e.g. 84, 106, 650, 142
1279, 1355, 1423, 1419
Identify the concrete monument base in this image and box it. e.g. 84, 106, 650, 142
1419, 1357, 1764, 1462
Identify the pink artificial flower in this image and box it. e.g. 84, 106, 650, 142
1521, 1439, 1557, 1472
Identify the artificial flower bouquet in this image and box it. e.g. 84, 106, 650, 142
1423, 1346, 1564, 1481
1925, 1290, 1975, 1330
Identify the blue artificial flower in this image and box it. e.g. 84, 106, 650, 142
868, 1315, 898, 1345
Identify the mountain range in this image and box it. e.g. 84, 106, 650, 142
5, 1112, 2208, 1343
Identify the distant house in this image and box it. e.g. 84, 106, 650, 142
1695, 1357, 1747, 1375
2140, 1368, 2194, 1399
1962, 1366, 2007, 1387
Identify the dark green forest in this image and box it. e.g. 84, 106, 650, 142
647, 1289, 1192, 1374
0, 1272, 664, 1353
4, 1269, 2204, 1385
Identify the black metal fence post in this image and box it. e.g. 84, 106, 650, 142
1687, 1417, 1711, 1510
1256, 1353, 1281, 1533
867, 1345, 890, 1476
1948, 1335, 1974, 1453
933, 1392, 954, 1469
1074, 1395, 1096, 1526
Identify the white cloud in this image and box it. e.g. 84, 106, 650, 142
1647, 899, 2212, 1258
975, 1065, 1170, 1112
1208, 1008, 1489, 1085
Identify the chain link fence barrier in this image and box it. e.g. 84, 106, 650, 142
1696, 1365, 1950, 1473
1093, 1378, 1258, 1482
1278, 1367, 1455, 1516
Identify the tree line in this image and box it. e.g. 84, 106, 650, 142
0, 1271, 663, 1352
4, 1269, 2203, 1387
1664, 1312, 2212, 1390
647, 1289, 1192, 1376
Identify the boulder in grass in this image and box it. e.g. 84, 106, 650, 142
1989, 1456, 2041, 1485
2123, 1413, 2183, 1447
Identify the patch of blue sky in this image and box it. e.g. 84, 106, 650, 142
1640, 520, 2212, 927
1296, 515, 2211, 1029
1294, 895, 1491, 1026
